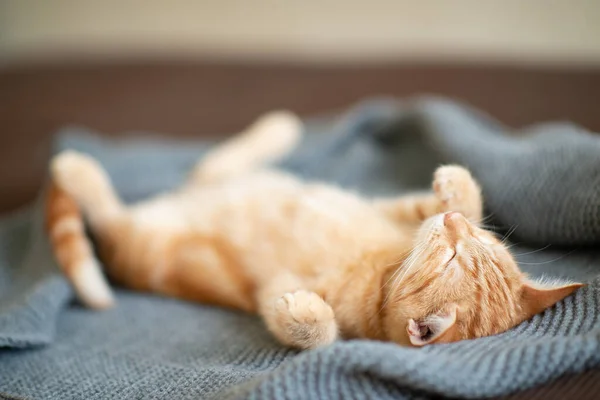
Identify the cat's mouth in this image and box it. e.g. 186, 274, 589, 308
446, 250, 457, 265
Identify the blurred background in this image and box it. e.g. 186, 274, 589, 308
1, 0, 599, 213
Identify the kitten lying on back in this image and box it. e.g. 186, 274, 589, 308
46, 111, 582, 349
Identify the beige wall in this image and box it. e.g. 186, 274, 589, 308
1, 0, 599, 65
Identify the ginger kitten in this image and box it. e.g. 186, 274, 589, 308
46, 111, 582, 349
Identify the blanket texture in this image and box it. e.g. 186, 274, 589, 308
1, 97, 599, 399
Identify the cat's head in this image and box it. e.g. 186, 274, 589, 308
383, 211, 582, 346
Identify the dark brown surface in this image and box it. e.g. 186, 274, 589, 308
0, 59, 599, 399
1, 61, 600, 214
500, 369, 600, 400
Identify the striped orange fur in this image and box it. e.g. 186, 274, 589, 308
45, 182, 114, 309
45, 111, 583, 349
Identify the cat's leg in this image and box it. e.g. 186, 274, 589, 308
373, 193, 440, 224
48, 151, 126, 309
374, 165, 483, 223
257, 274, 338, 349
51, 151, 125, 229
189, 111, 302, 184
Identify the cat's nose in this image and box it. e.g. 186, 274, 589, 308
443, 212, 470, 238
443, 211, 461, 226
443, 212, 469, 233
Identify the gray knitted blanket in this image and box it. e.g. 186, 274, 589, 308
1, 98, 599, 399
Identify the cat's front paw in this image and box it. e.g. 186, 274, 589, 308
272, 290, 338, 349
433, 165, 482, 221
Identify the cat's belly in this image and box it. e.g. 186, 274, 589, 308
183, 179, 404, 280
123, 172, 405, 308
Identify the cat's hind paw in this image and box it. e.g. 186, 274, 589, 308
271, 290, 338, 349
51, 151, 107, 196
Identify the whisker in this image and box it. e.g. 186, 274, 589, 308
517, 250, 576, 265
378, 249, 413, 272
379, 247, 420, 289
486, 230, 505, 240
385, 251, 421, 290
513, 244, 552, 257
394, 243, 427, 281
501, 224, 519, 244
504, 242, 523, 250
475, 212, 496, 225
478, 223, 500, 232
378, 242, 428, 312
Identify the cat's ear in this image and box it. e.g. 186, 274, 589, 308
407, 303, 460, 346
520, 280, 583, 319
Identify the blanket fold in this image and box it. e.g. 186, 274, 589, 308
1, 97, 599, 399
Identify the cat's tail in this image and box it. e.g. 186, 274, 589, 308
45, 160, 116, 309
